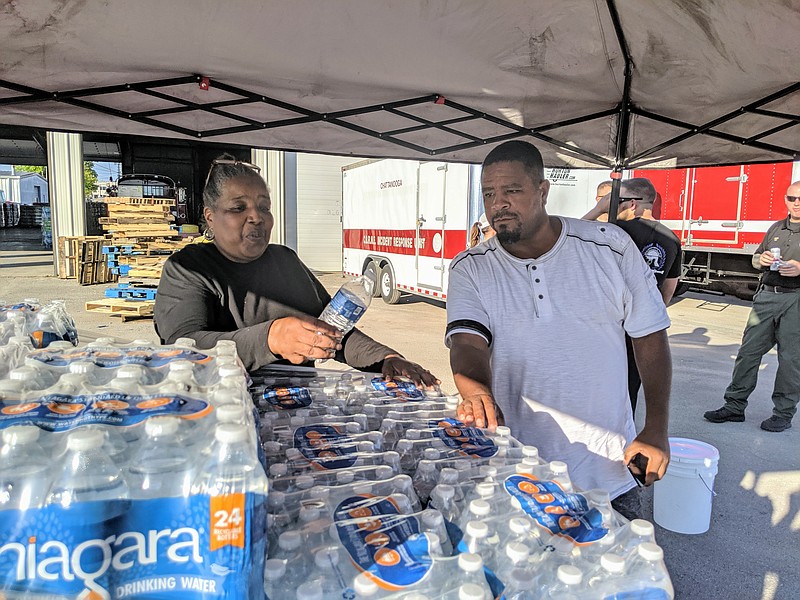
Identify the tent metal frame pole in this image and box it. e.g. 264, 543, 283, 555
0, 65, 796, 165
627, 82, 800, 164
606, 0, 634, 223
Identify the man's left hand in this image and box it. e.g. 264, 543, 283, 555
382, 355, 440, 388
778, 259, 800, 277
623, 428, 670, 486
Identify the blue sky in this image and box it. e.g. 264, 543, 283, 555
92, 161, 122, 183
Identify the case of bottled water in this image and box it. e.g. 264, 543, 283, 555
255, 365, 673, 599
0, 338, 268, 599
1, 299, 79, 349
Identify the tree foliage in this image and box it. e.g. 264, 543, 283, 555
15, 162, 99, 199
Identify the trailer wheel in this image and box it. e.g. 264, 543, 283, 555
380, 265, 402, 304
364, 261, 381, 298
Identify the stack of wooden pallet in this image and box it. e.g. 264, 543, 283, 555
57, 236, 118, 285
85, 283, 159, 322
103, 238, 196, 279
99, 197, 179, 241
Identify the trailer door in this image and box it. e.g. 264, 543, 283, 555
416, 162, 447, 291
685, 165, 744, 247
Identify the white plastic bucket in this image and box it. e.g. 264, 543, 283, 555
653, 437, 720, 534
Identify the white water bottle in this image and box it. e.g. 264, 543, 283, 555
626, 543, 675, 598
264, 558, 287, 600
448, 553, 492, 600
272, 531, 312, 595
310, 546, 349, 599
319, 275, 375, 333
496, 542, 531, 585
193, 423, 268, 495
586, 552, 628, 595
460, 521, 498, 565
421, 508, 453, 555
502, 568, 537, 600
47, 428, 129, 506
545, 565, 585, 599
612, 519, 656, 557
0, 426, 50, 510
127, 417, 194, 498
413, 459, 439, 505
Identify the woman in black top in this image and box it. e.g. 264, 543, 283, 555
155, 155, 438, 386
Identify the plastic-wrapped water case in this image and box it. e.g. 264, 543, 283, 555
0, 341, 268, 600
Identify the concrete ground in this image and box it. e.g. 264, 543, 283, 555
2, 227, 798, 599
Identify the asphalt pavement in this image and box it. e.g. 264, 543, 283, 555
2, 228, 798, 599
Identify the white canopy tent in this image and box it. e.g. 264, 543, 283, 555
0, 0, 798, 170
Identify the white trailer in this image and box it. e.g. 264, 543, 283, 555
342, 158, 611, 304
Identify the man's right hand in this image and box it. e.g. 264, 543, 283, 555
268, 316, 343, 364
457, 393, 504, 430
758, 250, 777, 268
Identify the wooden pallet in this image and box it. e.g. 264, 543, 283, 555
102, 196, 175, 206
99, 216, 175, 225
85, 299, 155, 322
57, 235, 117, 284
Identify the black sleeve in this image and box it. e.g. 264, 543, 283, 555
154, 253, 279, 370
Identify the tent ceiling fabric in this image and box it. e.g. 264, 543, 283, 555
0, 0, 798, 168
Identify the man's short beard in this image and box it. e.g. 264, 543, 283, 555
496, 229, 521, 245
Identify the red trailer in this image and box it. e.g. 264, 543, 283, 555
633, 162, 800, 297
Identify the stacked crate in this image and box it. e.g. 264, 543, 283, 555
103, 238, 196, 279
98, 196, 179, 241
57, 236, 117, 285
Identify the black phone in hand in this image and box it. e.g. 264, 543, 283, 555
628, 453, 649, 486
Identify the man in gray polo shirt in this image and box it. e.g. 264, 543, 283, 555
446, 141, 672, 518
704, 180, 800, 432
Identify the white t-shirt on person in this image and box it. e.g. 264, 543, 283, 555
445, 216, 670, 499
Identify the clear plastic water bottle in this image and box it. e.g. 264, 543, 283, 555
396, 439, 418, 473
498, 516, 534, 550
127, 416, 194, 498
612, 519, 657, 557
310, 546, 349, 599
192, 423, 269, 495
460, 521, 498, 565
353, 572, 391, 599
0, 425, 50, 510
429, 484, 461, 525
413, 459, 439, 505
272, 530, 312, 594
421, 509, 453, 555
496, 542, 531, 585
626, 543, 675, 598
264, 558, 287, 599
448, 553, 492, 600
319, 275, 375, 334
47, 428, 129, 506
544, 565, 584, 599
502, 568, 537, 600
9, 365, 52, 392
548, 460, 573, 491
299, 504, 332, 549
296, 580, 324, 600
457, 499, 492, 532
586, 488, 617, 529
586, 552, 628, 596
457, 583, 487, 600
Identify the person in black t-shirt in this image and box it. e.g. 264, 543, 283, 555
584, 178, 681, 414
155, 154, 439, 387
704, 180, 800, 432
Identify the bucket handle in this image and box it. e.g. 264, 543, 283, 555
699, 473, 717, 497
